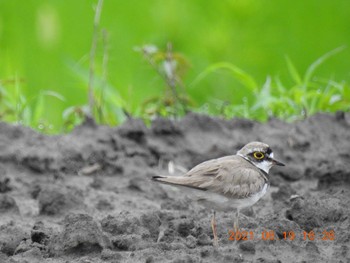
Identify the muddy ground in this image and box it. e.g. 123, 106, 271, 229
0, 112, 349, 263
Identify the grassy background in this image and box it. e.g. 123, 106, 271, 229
0, 0, 350, 133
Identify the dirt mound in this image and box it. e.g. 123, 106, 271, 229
0, 112, 349, 262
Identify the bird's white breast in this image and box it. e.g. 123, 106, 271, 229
241, 183, 269, 208
191, 183, 269, 211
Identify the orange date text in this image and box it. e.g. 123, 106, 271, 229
228, 230, 335, 241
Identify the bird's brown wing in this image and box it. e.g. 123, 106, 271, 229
153, 155, 267, 198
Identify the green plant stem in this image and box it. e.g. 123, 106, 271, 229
88, 0, 104, 118
98, 28, 109, 123
142, 43, 187, 115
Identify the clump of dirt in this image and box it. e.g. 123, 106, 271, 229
0, 112, 349, 262
49, 213, 111, 256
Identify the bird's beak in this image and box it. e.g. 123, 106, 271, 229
271, 158, 285, 166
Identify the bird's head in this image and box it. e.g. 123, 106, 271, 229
237, 141, 285, 173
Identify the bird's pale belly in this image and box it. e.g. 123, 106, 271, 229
194, 183, 269, 211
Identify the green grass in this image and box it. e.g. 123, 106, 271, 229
191, 47, 350, 121
0, 77, 65, 132
1, 1, 350, 133
0, 45, 349, 133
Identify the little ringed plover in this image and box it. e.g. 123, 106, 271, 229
153, 141, 285, 246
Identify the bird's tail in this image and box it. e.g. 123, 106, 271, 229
152, 175, 181, 185
152, 175, 207, 191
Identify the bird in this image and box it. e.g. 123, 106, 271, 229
152, 141, 285, 246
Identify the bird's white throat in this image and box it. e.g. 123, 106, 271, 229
253, 160, 273, 174
238, 153, 273, 174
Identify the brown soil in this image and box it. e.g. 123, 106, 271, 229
0, 112, 349, 263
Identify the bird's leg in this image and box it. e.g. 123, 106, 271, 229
211, 210, 219, 247
233, 209, 240, 233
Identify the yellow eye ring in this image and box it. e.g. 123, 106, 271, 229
253, 152, 265, 160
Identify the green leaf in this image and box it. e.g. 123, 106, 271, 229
303, 46, 346, 85
285, 56, 302, 85
42, 90, 66, 102
191, 62, 258, 93
252, 77, 274, 110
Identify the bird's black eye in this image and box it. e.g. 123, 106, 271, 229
253, 152, 265, 160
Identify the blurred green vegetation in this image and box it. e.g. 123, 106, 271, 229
0, 0, 350, 133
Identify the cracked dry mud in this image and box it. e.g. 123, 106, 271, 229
0, 112, 349, 263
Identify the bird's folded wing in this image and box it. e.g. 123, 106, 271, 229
154, 156, 266, 198
203, 166, 266, 198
